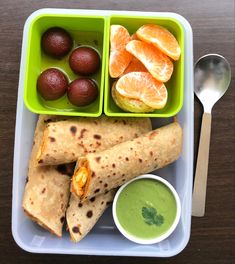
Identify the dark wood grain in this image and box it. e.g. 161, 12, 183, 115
0, 0, 234, 263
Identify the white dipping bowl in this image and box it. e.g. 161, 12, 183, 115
112, 174, 181, 245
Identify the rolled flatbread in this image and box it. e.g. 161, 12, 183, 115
66, 191, 115, 242
22, 115, 72, 237
36, 116, 152, 166
71, 122, 182, 200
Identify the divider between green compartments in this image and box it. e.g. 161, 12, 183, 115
104, 15, 184, 118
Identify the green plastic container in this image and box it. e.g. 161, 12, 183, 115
104, 15, 184, 117
24, 14, 107, 117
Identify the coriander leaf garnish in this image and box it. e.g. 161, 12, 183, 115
142, 206, 164, 226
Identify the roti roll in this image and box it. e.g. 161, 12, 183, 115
71, 122, 183, 200
22, 115, 72, 237
36, 116, 152, 166
66, 191, 116, 243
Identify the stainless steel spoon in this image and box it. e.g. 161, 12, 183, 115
192, 54, 231, 217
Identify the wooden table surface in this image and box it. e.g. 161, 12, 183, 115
0, 0, 234, 263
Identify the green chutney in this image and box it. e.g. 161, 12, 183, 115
116, 178, 177, 239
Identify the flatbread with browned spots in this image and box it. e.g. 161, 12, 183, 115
71, 122, 183, 201
36, 116, 152, 166
66, 191, 115, 242
22, 115, 72, 237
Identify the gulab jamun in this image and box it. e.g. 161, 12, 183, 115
42, 27, 73, 58
67, 78, 98, 106
37, 68, 68, 100
69, 47, 100, 75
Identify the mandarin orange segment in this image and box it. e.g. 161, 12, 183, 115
126, 40, 173, 82
123, 57, 148, 75
109, 25, 132, 77
136, 24, 181, 61
110, 25, 131, 51
116, 72, 168, 109
109, 49, 132, 78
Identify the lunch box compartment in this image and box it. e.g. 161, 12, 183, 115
24, 14, 107, 117
104, 15, 185, 118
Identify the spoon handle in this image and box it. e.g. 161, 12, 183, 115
192, 112, 212, 217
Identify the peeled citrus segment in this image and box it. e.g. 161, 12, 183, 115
126, 40, 173, 82
110, 25, 131, 51
109, 49, 132, 78
116, 72, 168, 109
136, 24, 181, 61
123, 57, 147, 75
112, 82, 154, 113
109, 25, 132, 78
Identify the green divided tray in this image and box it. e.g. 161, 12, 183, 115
24, 13, 184, 117
24, 14, 107, 117
104, 15, 184, 117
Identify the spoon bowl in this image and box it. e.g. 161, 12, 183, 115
194, 54, 231, 113
192, 54, 231, 217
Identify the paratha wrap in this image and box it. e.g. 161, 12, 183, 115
22, 115, 72, 237
71, 122, 183, 200
36, 116, 152, 166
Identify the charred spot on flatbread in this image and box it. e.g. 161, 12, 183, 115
95, 157, 101, 163
94, 188, 100, 194
78, 128, 87, 139
38, 159, 43, 164
96, 141, 101, 147
93, 134, 101, 140
49, 137, 56, 142
112, 163, 116, 168
60, 216, 65, 223
78, 203, 83, 208
41, 187, 46, 194
90, 197, 96, 202
70, 126, 77, 135
86, 210, 93, 218
72, 226, 81, 235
